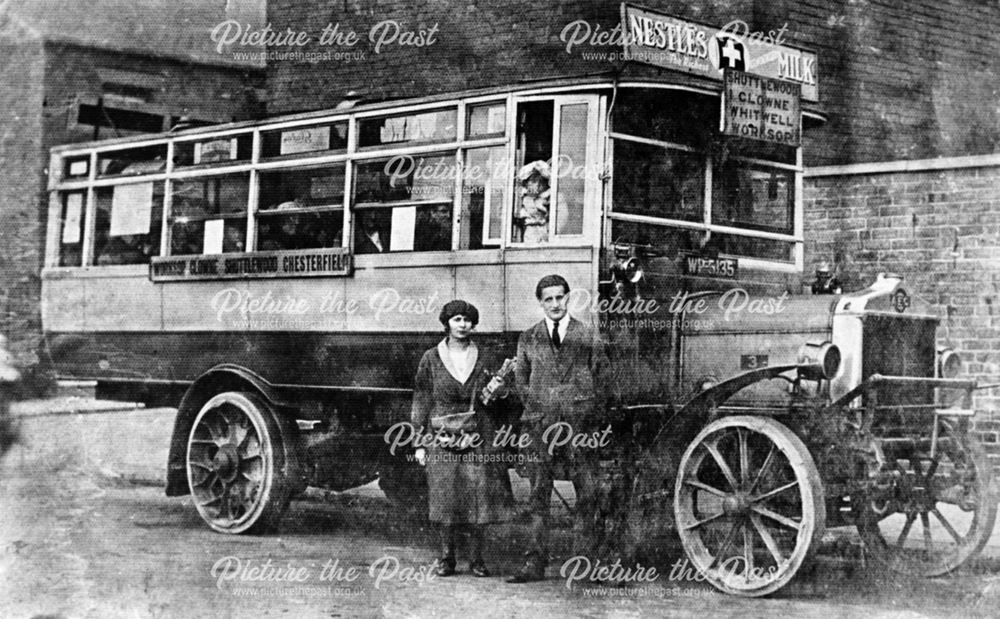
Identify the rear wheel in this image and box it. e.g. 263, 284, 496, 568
855, 418, 997, 576
186, 391, 291, 534
674, 416, 826, 597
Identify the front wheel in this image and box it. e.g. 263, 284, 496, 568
186, 391, 291, 534
855, 418, 997, 576
674, 416, 826, 597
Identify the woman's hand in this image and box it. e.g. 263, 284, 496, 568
486, 375, 505, 393
415, 448, 427, 466
481, 375, 510, 405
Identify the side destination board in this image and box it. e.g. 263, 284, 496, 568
151, 247, 352, 281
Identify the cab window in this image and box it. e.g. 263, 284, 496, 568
610, 88, 800, 264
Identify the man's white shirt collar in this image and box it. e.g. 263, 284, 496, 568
544, 316, 569, 341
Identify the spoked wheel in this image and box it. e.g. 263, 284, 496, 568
186, 391, 291, 534
855, 418, 997, 576
674, 416, 826, 597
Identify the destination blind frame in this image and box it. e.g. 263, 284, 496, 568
721, 69, 802, 146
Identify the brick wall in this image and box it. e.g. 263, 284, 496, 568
783, 0, 1000, 166
42, 42, 265, 149
804, 160, 1000, 464
0, 35, 265, 382
0, 32, 46, 371
268, 0, 1000, 166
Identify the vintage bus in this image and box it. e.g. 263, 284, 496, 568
42, 75, 994, 595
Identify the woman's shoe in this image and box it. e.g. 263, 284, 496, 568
470, 560, 490, 577
435, 557, 457, 577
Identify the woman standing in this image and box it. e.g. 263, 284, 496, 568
412, 300, 516, 577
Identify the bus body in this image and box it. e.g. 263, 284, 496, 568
42, 77, 820, 528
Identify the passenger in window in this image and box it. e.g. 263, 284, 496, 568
223, 223, 246, 253
97, 234, 153, 265
516, 161, 550, 244
172, 224, 203, 256
280, 213, 311, 250
355, 210, 390, 253
257, 220, 284, 252
259, 203, 316, 251
414, 204, 452, 252
271, 198, 305, 211
315, 217, 343, 249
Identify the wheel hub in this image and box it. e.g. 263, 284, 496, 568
722, 492, 751, 515
212, 443, 241, 484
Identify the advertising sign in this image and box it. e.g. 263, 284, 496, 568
620, 3, 818, 102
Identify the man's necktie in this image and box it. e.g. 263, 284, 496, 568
551, 320, 561, 348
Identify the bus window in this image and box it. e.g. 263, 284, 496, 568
261, 121, 348, 159
353, 155, 454, 253
62, 156, 89, 180
554, 103, 587, 236
93, 182, 163, 265
173, 134, 253, 167
97, 145, 166, 177
612, 140, 704, 222
611, 89, 709, 147
461, 146, 505, 248
467, 103, 506, 138
353, 203, 452, 254
712, 163, 794, 234
709, 160, 795, 262
58, 191, 85, 267
172, 218, 248, 255
258, 164, 346, 251
169, 174, 248, 255
357, 108, 457, 149
355, 155, 454, 204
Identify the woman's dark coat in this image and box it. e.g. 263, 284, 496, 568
411, 341, 516, 524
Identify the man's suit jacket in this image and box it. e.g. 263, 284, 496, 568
514, 316, 610, 427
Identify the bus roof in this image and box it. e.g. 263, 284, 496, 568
51, 75, 827, 153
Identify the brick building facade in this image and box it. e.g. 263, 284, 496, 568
262, 1, 1000, 442
0, 0, 266, 383
266, 0, 1000, 166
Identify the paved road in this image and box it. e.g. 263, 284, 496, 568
1, 404, 999, 618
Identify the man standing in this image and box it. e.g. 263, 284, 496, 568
508, 274, 610, 583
